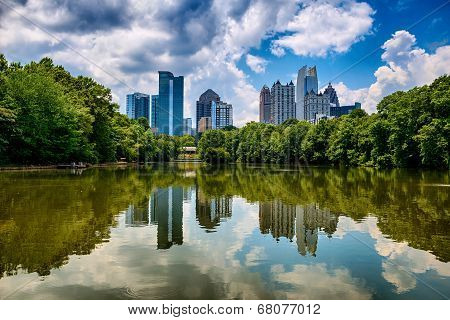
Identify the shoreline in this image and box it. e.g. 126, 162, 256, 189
0, 162, 132, 172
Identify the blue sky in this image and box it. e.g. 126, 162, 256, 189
0, 0, 449, 126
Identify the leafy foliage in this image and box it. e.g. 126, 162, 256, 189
0, 56, 173, 164
198, 76, 449, 169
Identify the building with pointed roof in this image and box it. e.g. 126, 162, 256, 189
270, 80, 296, 125
259, 85, 271, 123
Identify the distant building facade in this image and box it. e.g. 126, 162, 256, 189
156, 71, 184, 136
330, 102, 361, 118
296, 66, 318, 120
323, 83, 340, 107
196, 89, 220, 131
183, 118, 194, 136
151, 95, 159, 128
126, 93, 150, 122
197, 117, 212, 133
211, 101, 233, 129
304, 90, 331, 122
270, 80, 296, 125
259, 85, 271, 123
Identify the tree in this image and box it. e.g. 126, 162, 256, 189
415, 119, 449, 168
281, 121, 311, 163
137, 117, 150, 131
302, 119, 336, 164
198, 130, 229, 163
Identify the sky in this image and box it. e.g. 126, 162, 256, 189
0, 0, 449, 127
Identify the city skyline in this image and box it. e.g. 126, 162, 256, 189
1, 1, 449, 127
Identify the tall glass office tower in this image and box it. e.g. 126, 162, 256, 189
126, 93, 150, 122
296, 66, 318, 120
196, 89, 220, 131
151, 95, 159, 129
156, 71, 184, 136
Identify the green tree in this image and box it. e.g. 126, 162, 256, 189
198, 130, 229, 163
415, 119, 449, 168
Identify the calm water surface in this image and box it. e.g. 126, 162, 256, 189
0, 164, 449, 299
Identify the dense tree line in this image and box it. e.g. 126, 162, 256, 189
0, 55, 194, 165
199, 76, 449, 169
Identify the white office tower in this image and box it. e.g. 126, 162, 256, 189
296, 66, 318, 120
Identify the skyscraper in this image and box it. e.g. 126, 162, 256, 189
259, 85, 271, 123
196, 89, 220, 130
183, 118, 193, 136
156, 71, 184, 136
304, 90, 331, 122
211, 101, 233, 129
126, 93, 150, 122
323, 83, 340, 107
296, 66, 318, 120
151, 95, 159, 129
270, 80, 296, 125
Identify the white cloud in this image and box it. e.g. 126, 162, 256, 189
246, 54, 268, 73
332, 82, 368, 106
0, 0, 376, 127
271, 0, 374, 57
340, 30, 450, 113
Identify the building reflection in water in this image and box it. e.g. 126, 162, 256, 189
195, 189, 232, 231
125, 199, 150, 227
259, 201, 337, 256
150, 187, 184, 249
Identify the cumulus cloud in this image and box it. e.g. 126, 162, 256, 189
341, 30, 450, 113
0, 0, 375, 126
332, 82, 368, 105
271, 0, 374, 57
246, 54, 268, 73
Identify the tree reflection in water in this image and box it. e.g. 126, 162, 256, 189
0, 164, 448, 282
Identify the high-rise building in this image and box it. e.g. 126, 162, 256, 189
156, 71, 184, 136
126, 93, 150, 122
259, 85, 271, 123
211, 101, 233, 129
196, 89, 220, 130
151, 95, 159, 128
323, 83, 340, 107
183, 118, 193, 136
296, 66, 318, 120
197, 116, 212, 133
270, 80, 296, 125
304, 90, 331, 122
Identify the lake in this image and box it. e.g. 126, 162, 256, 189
0, 164, 449, 299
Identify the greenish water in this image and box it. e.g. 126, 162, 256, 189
0, 164, 449, 299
